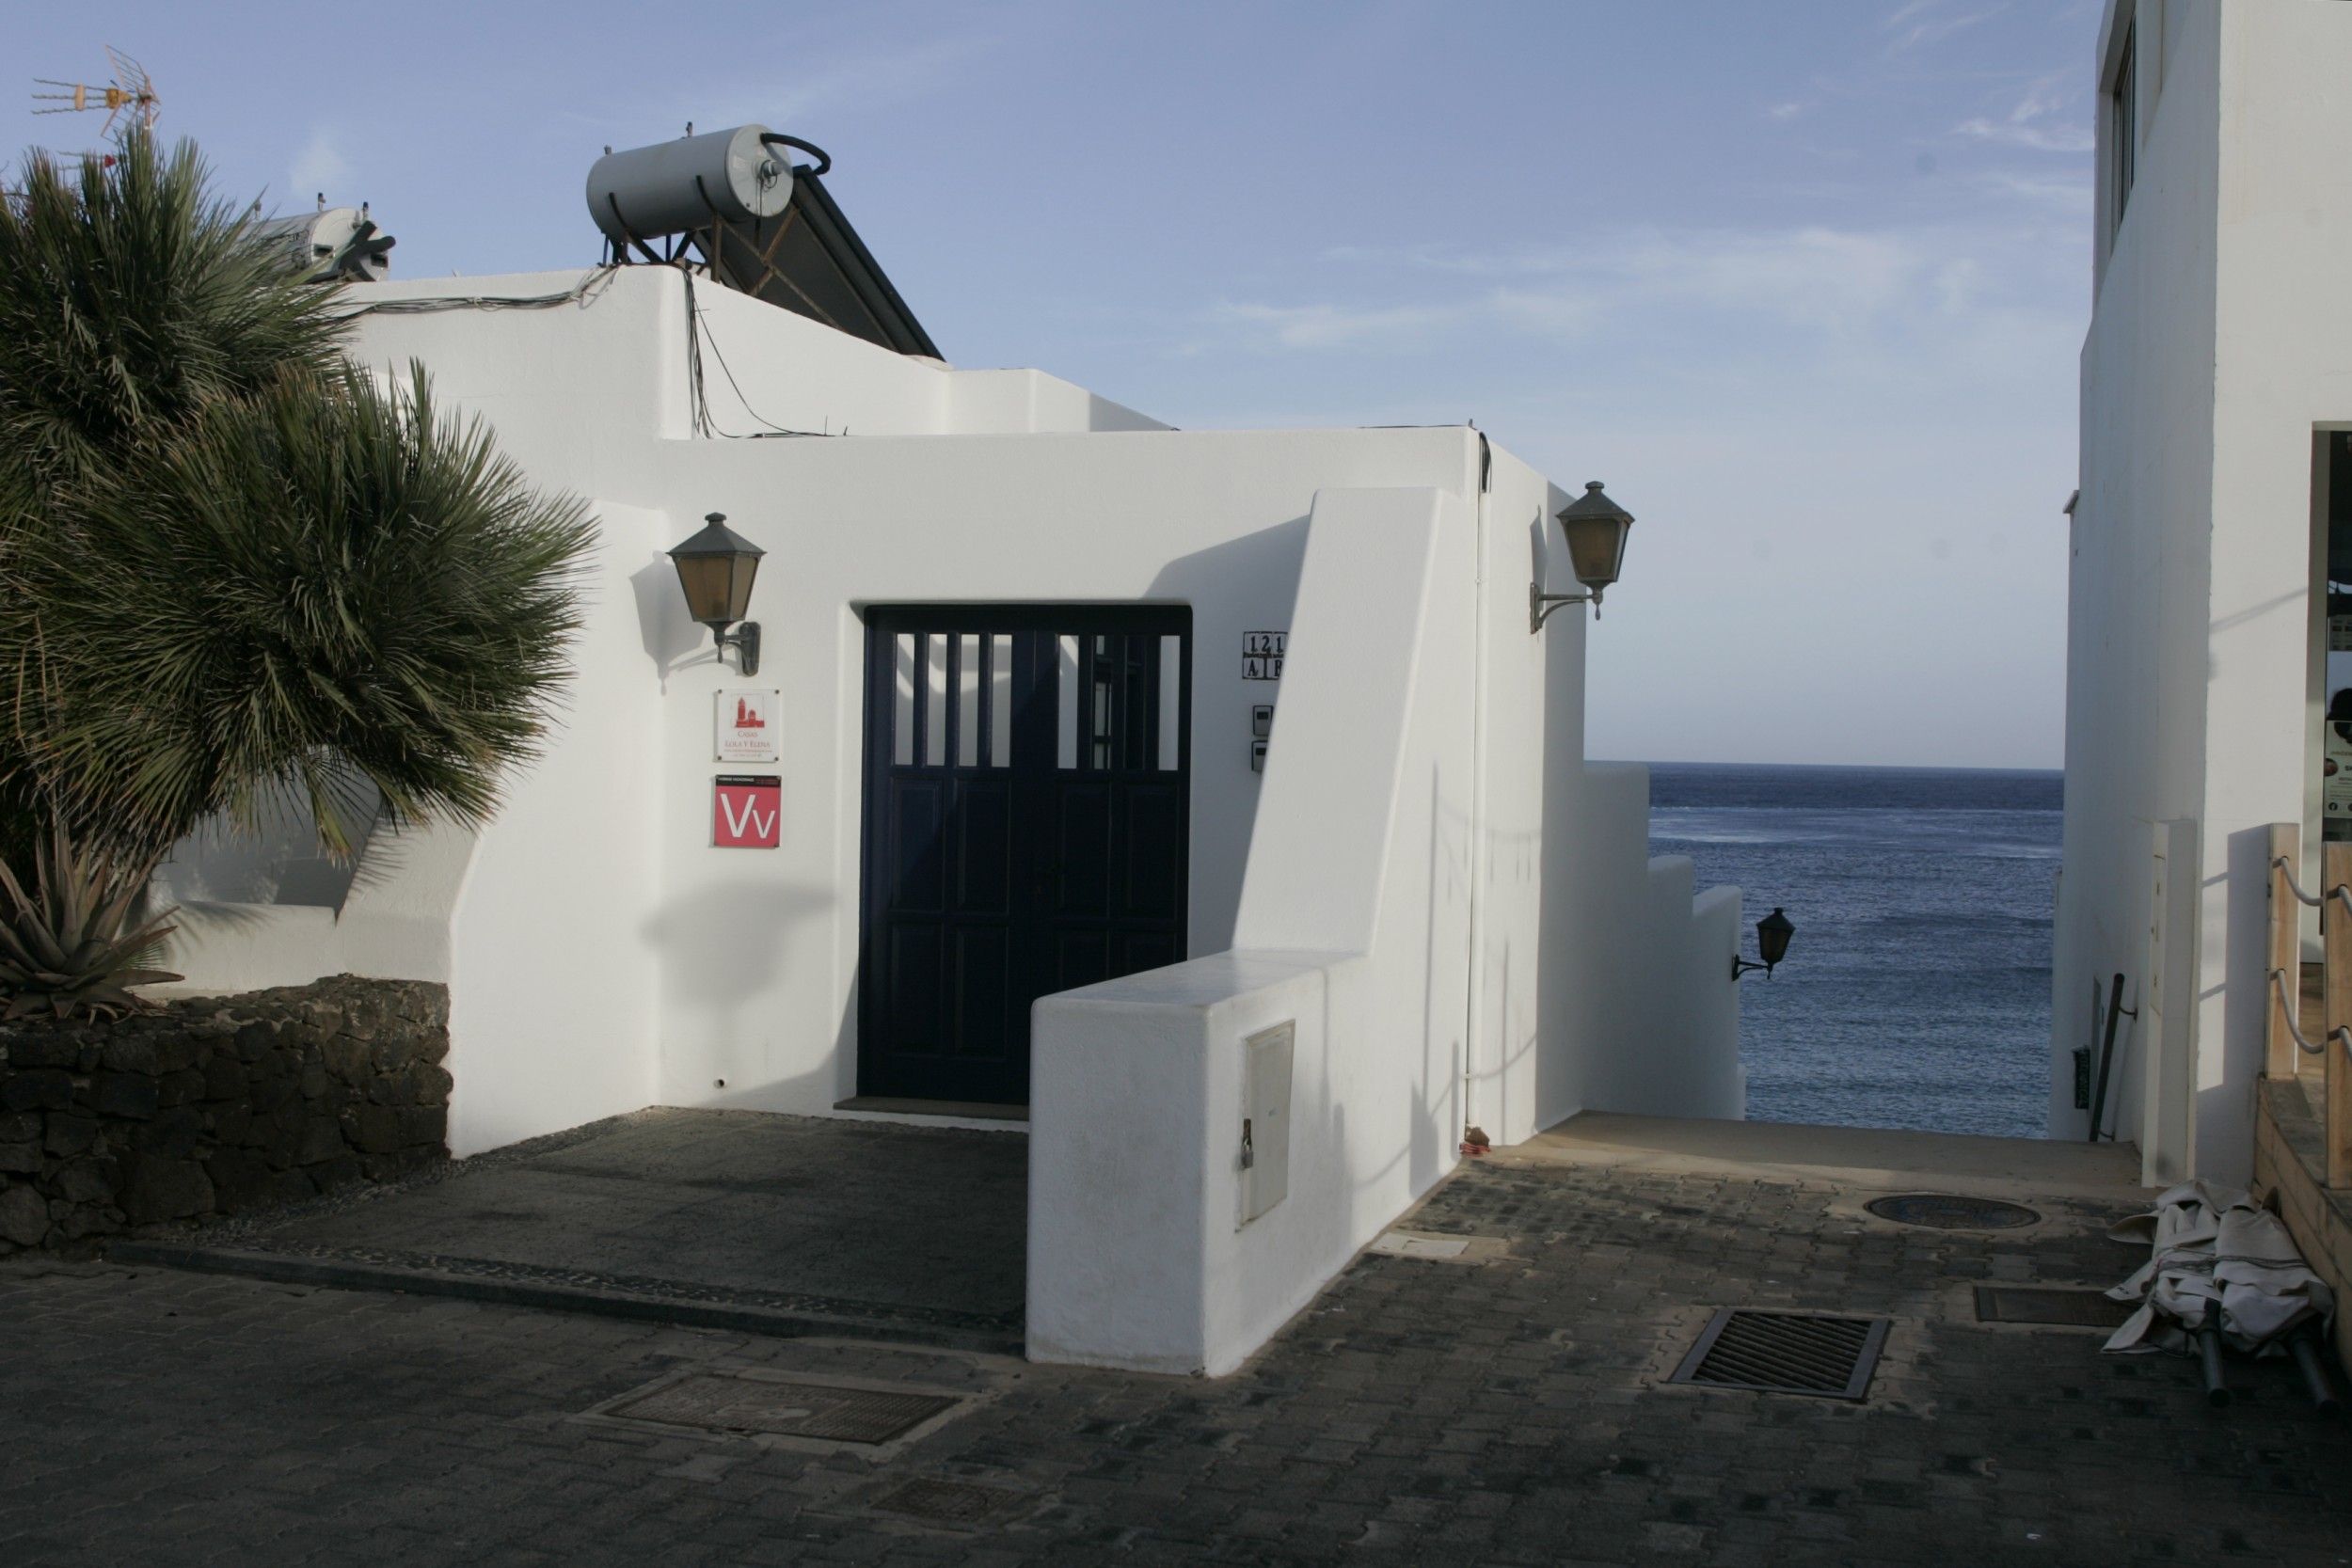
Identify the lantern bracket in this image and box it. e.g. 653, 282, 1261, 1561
1531, 582, 1602, 631
713, 621, 761, 676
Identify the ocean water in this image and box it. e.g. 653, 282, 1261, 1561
1645, 762, 2063, 1138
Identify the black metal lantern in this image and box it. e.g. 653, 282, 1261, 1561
668, 512, 764, 674
1532, 481, 1636, 629
1733, 908, 1796, 981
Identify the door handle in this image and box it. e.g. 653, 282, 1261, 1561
1240, 1117, 1254, 1170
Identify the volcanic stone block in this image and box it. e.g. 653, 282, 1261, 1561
0, 1112, 37, 1144
2, 1070, 74, 1112
0, 1181, 51, 1245
156, 1069, 208, 1108
96, 1034, 159, 1074
120, 1154, 214, 1223
293, 1115, 345, 1166
43, 1114, 97, 1157
202, 1056, 247, 1102
56, 1204, 115, 1240
321, 1036, 373, 1083
0, 1141, 40, 1175
53, 1156, 117, 1206
305, 1153, 363, 1193
135, 1107, 205, 1160
343, 1104, 405, 1155
8, 1030, 82, 1070
234, 1022, 278, 1063
203, 1148, 280, 1213
92, 1072, 161, 1119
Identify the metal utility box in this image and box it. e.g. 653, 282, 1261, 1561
1238, 1022, 1294, 1226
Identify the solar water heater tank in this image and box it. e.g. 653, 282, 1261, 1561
587, 124, 795, 244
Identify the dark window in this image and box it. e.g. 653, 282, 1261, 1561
2111, 23, 2137, 229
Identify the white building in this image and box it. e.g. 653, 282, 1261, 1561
2056, 0, 2352, 1184
163, 131, 1743, 1374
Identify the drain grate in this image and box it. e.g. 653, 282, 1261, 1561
1974, 1285, 2136, 1328
1866, 1193, 2041, 1230
868, 1478, 1027, 1526
1667, 1309, 1889, 1401
606, 1373, 959, 1444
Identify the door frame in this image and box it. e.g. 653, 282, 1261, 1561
854, 603, 1193, 1104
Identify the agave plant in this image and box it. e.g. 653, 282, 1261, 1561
0, 824, 179, 1021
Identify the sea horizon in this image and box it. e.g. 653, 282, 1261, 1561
1643, 759, 2060, 1139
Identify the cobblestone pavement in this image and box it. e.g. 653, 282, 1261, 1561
6, 1150, 2350, 1566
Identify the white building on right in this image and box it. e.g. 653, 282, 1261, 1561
2057, 0, 2352, 1184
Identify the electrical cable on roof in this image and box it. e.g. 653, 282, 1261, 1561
681, 267, 831, 439
333, 264, 620, 318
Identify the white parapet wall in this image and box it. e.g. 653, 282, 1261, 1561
1027, 477, 1746, 1375
1030, 485, 1467, 1375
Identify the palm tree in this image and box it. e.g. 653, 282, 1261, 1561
0, 134, 593, 1016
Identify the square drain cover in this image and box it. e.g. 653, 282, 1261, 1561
1975, 1285, 2136, 1328
1667, 1309, 1888, 1402
608, 1374, 959, 1444
869, 1478, 1026, 1526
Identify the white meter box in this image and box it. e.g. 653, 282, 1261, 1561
716, 689, 780, 763
1237, 1021, 1294, 1227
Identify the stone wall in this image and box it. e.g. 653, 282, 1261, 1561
2251, 1077, 2352, 1372
0, 976, 449, 1253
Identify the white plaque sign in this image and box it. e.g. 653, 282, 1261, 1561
715, 689, 780, 763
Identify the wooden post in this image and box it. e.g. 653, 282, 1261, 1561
2268, 822, 2302, 1081
2323, 843, 2352, 1189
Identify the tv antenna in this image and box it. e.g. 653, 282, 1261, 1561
33, 48, 161, 141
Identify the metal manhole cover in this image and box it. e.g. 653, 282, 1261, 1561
1975, 1285, 2136, 1328
869, 1478, 1027, 1526
1866, 1193, 2042, 1230
1666, 1308, 1889, 1401
607, 1374, 960, 1444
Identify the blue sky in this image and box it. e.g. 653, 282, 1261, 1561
10, 0, 2100, 768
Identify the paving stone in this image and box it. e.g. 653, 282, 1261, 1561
5, 1150, 2351, 1563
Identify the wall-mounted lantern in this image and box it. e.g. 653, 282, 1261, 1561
1731, 908, 1796, 981
1531, 481, 1635, 631
667, 512, 764, 675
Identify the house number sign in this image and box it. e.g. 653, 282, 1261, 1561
1243, 630, 1286, 682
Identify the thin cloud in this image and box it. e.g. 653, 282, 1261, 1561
1953, 66, 2090, 150
1203, 220, 2074, 379
1955, 118, 2093, 151
287, 131, 350, 203
1883, 0, 2010, 55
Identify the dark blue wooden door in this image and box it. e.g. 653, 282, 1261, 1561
859, 607, 1190, 1105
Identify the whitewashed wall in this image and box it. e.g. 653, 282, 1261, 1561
2060, 0, 2352, 1185
159, 260, 1743, 1317
1028, 466, 1745, 1374
1032, 486, 1470, 1373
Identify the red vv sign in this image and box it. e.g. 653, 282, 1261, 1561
712, 775, 781, 848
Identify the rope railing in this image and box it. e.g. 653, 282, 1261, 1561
2273, 855, 2323, 908
2268, 965, 2352, 1057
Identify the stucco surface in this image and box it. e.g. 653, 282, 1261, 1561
156, 264, 1742, 1370
2059, 0, 2352, 1184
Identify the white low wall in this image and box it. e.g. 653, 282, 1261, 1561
1027, 478, 1746, 1375
1536, 761, 1746, 1128
1030, 485, 1467, 1375
1028, 950, 1360, 1372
